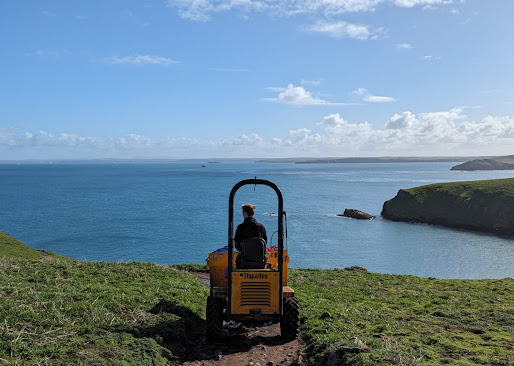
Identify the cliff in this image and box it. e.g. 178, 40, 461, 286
381, 178, 514, 235
451, 155, 514, 171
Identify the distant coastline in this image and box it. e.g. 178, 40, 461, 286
256, 156, 485, 164
2, 156, 509, 166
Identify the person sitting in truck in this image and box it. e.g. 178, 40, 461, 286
234, 204, 267, 268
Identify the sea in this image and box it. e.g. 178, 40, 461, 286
1, 161, 513, 279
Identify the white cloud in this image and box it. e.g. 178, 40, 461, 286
318, 113, 348, 127
167, 0, 455, 21
396, 43, 412, 49
385, 111, 416, 129
393, 0, 453, 8
352, 88, 368, 95
4, 109, 514, 159
305, 21, 383, 40
264, 84, 349, 105
105, 55, 178, 65
363, 95, 397, 103
42, 10, 56, 17
230, 133, 263, 146
301, 79, 321, 86
353, 88, 396, 103
422, 55, 441, 61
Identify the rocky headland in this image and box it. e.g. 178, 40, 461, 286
451, 155, 514, 171
381, 178, 514, 235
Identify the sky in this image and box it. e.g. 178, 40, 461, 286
1, 0, 513, 160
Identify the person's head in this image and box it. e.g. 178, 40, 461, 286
242, 204, 255, 218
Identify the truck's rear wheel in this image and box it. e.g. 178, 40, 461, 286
206, 296, 224, 342
280, 296, 300, 340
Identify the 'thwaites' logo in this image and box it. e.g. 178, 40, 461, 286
242, 273, 268, 280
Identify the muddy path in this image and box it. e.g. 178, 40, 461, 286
184, 271, 307, 366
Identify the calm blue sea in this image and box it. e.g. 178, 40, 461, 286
1, 161, 513, 279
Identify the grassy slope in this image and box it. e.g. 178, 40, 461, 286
1, 234, 513, 365
0, 232, 43, 260
0, 234, 209, 365
292, 268, 513, 365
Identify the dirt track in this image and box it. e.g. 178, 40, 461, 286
185, 271, 307, 366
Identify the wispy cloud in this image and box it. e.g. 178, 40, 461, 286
27, 50, 71, 58
301, 79, 321, 86
364, 95, 397, 103
305, 20, 384, 40
352, 88, 397, 103
422, 55, 442, 61
104, 54, 178, 65
263, 84, 353, 106
42, 10, 56, 17
167, 0, 455, 22
394, 0, 454, 8
396, 43, 412, 49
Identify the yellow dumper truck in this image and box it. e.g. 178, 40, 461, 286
205, 178, 300, 341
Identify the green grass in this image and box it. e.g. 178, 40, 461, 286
291, 268, 514, 365
0, 232, 45, 260
0, 234, 209, 365
1, 234, 513, 365
407, 178, 514, 200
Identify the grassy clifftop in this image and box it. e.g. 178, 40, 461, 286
1, 233, 513, 365
382, 178, 514, 235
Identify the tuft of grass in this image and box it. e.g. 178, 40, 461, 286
290, 268, 514, 365
0, 235, 209, 365
171, 263, 209, 272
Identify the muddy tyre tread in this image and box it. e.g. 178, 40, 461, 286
206, 295, 223, 342
280, 296, 300, 340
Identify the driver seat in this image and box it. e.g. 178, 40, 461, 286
239, 237, 267, 269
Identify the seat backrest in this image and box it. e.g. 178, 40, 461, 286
240, 237, 267, 269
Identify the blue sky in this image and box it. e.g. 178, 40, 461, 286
1, 0, 513, 159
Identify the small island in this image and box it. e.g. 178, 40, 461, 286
381, 178, 514, 235
451, 155, 514, 171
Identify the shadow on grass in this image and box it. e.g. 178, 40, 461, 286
110, 299, 205, 362
112, 299, 293, 364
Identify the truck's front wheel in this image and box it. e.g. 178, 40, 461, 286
206, 296, 224, 342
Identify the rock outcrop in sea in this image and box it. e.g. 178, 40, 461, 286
338, 209, 375, 220
381, 179, 514, 235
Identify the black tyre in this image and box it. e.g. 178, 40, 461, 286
280, 296, 300, 341
206, 296, 224, 342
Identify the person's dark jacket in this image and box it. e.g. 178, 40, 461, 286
234, 217, 267, 251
